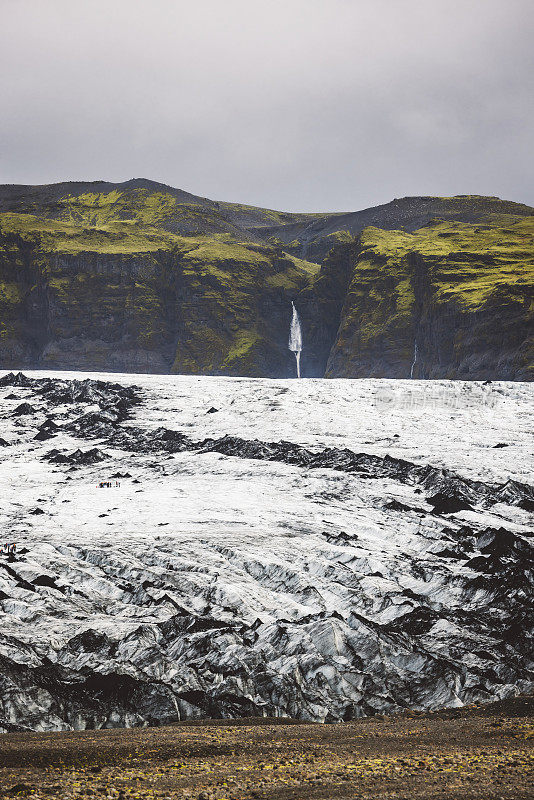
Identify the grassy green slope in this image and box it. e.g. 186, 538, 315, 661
258, 195, 534, 264
322, 216, 534, 380
0, 185, 319, 375
0, 180, 532, 378
0, 180, 319, 241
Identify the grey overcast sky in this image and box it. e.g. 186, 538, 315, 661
1, 0, 533, 212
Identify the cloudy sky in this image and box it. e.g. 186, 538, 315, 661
1, 0, 533, 211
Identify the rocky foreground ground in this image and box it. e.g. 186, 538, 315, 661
0, 696, 532, 800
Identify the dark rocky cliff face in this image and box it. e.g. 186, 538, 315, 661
0, 181, 532, 379
318, 221, 533, 381
294, 241, 357, 377
0, 235, 309, 377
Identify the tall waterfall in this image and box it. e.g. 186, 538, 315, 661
289, 302, 303, 378
410, 341, 418, 379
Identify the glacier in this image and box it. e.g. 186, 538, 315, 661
0, 370, 532, 732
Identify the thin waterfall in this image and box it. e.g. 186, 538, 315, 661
289, 302, 303, 378
410, 341, 418, 379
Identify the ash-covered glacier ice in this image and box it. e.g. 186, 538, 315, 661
0, 370, 532, 731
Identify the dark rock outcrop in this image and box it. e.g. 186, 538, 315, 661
12, 402, 36, 416
44, 448, 107, 465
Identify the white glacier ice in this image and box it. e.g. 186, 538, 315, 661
0, 371, 532, 731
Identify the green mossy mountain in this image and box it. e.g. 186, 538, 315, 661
310, 218, 533, 380
0, 181, 317, 376
0, 180, 532, 378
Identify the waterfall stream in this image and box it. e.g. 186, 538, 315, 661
289, 302, 303, 378
410, 341, 418, 379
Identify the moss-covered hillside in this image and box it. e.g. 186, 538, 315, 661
0, 178, 319, 241
0, 182, 318, 376
0, 180, 532, 378
257, 194, 534, 263
301, 216, 533, 380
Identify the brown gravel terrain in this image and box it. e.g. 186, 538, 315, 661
0, 697, 532, 800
